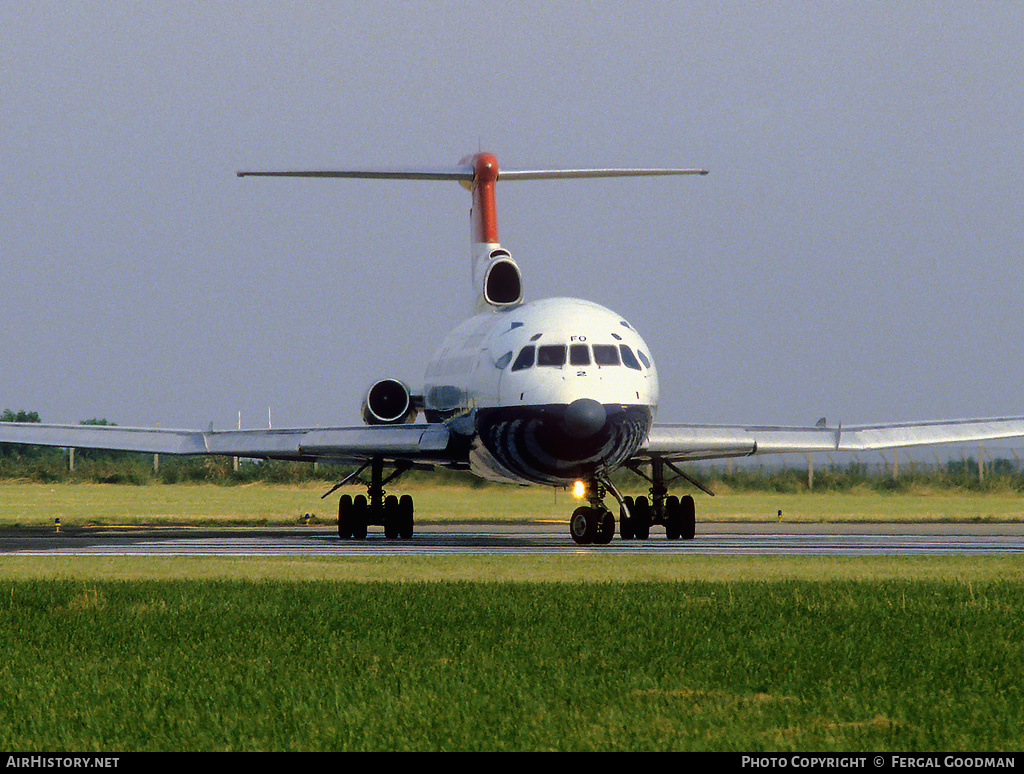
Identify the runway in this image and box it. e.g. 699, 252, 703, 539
3, 522, 1024, 557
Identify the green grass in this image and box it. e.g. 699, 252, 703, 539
3, 555, 1024, 584
3, 481, 1024, 528
1, 579, 1022, 751
3, 483, 1023, 750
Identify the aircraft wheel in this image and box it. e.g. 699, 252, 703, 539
594, 509, 615, 545
665, 495, 681, 540
681, 495, 696, 540
383, 495, 399, 539
633, 496, 651, 540
570, 506, 594, 545
620, 496, 635, 540
351, 495, 368, 540
338, 494, 353, 539
399, 494, 414, 539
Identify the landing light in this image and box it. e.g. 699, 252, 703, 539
573, 480, 586, 499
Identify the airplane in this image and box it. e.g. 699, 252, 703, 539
4, 151, 1024, 545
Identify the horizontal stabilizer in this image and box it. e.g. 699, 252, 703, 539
499, 168, 709, 180
237, 167, 474, 181
237, 166, 709, 182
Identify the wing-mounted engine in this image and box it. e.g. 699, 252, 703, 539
361, 379, 421, 425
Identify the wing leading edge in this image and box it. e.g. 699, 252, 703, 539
0, 422, 452, 465
641, 416, 1024, 462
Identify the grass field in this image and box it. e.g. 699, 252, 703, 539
2, 482, 1023, 751
3, 480, 1024, 527
1, 579, 1021, 751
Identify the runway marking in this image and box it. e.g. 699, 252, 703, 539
6, 530, 1024, 557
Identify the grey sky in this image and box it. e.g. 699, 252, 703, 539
2, 2, 1022, 433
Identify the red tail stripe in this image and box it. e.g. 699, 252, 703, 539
471, 153, 499, 244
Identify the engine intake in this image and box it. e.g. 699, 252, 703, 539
362, 379, 419, 425
483, 253, 523, 306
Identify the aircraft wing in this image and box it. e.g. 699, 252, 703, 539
640, 416, 1024, 462
0, 422, 453, 465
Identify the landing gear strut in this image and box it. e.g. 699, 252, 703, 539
334, 458, 415, 540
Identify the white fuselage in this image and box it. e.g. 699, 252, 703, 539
422, 296, 659, 485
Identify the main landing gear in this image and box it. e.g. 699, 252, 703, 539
618, 493, 695, 540
568, 459, 704, 545
333, 458, 416, 540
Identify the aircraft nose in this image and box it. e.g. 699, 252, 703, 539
562, 398, 607, 439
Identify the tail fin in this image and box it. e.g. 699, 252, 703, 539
238, 156, 708, 312
458, 153, 522, 310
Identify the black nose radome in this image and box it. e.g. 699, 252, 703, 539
562, 398, 607, 439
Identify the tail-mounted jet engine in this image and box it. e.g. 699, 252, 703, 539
361, 379, 419, 425
480, 249, 523, 307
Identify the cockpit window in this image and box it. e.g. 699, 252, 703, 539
592, 345, 620, 366
620, 345, 642, 370
569, 344, 590, 366
636, 350, 651, 369
537, 344, 567, 367
511, 346, 535, 371
495, 351, 513, 370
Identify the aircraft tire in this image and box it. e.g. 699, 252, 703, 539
682, 495, 696, 540
633, 496, 651, 540
665, 495, 681, 540
383, 495, 399, 539
594, 509, 615, 544
351, 495, 368, 540
338, 494, 353, 539
620, 496, 635, 540
399, 495, 414, 539
570, 506, 594, 545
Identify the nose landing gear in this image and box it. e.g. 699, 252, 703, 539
569, 504, 615, 545
569, 477, 616, 545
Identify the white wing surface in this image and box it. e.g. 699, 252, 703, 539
0, 422, 451, 465
641, 417, 1024, 462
